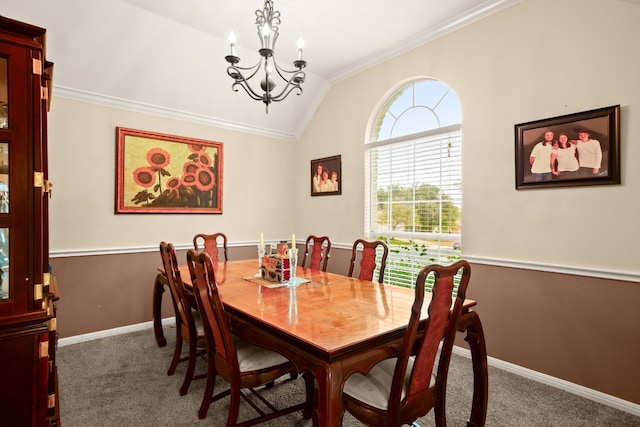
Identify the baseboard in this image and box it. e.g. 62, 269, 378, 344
58, 321, 639, 418
58, 318, 175, 347
452, 346, 640, 417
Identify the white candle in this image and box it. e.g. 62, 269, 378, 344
297, 38, 304, 61
260, 233, 264, 248
229, 32, 237, 56
291, 234, 296, 251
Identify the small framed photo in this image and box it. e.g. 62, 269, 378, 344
116, 127, 223, 213
515, 105, 620, 189
311, 155, 341, 196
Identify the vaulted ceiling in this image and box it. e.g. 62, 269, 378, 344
2, 0, 518, 139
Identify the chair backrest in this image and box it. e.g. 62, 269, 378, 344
193, 233, 228, 264
159, 241, 191, 328
186, 249, 238, 381
388, 260, 470, 424
301, 235, 331, 271
348, 239, 389, 283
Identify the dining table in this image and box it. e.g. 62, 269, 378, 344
152, 258, 487, 427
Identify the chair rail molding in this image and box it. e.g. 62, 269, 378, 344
49, 244, 640, 283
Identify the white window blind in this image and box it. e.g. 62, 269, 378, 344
365, 79, 462, 290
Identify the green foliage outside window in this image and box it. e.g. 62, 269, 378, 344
375, 183, 460, 233
375, 237, 461, 294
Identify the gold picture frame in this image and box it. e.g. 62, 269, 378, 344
116, 127, 223, 213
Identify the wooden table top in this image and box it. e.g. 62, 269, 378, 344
178, 259, 476, 358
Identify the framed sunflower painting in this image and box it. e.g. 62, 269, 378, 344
116, 127, 223, 213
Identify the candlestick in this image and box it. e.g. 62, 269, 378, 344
256, 244, 265, 278
288, 247, 298, 287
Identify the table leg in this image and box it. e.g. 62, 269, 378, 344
313, 363, 345, 427
457, 309, 488, 427
153, 272, 168, 347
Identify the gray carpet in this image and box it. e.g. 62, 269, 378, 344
56, 327, 640, 426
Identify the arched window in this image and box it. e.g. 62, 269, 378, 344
365, 78, 462, 289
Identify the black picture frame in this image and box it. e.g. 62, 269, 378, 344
515, 105, 620, 189
311, 155, 342, 196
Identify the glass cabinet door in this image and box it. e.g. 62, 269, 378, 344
0, 40, 38, 312
0, 57, 6, 129
0, 228, 7, 300
0, 57, 7, 300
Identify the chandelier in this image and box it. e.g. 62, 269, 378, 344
225, 0, 307, 113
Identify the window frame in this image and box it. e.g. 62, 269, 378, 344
365, 79, 462, 289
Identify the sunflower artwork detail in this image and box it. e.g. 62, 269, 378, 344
116, 128, 223, 213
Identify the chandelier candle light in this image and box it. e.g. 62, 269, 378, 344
225, 0, 307, 113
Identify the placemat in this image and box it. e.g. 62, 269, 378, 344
242, 275, 310, 288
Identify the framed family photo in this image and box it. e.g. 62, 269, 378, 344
116, 127, 223, 213
515, 105, 620, 189
311, 155, 342, 196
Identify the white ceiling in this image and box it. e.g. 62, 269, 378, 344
1, 0, 518, 139
120, 0, 502, 79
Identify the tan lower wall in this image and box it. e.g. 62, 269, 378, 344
50, 248, 640, 405
465, 263, 640, 406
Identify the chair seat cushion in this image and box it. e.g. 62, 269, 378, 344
343, 356, 435, 410
191, 309, 205, 336
234, 336, 289, 372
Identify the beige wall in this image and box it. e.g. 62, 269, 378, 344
47, 97, 298, 251
43, 0, 640, 408
297, 0, 640, 271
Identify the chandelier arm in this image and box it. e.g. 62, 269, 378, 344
231, 80, 264, 101
227, 65, 262, 85
227, 62, 268, 101
271, 57, 306, 89
227, 57, 263, 79
270, 84, 303, 103
264, 70, 305, 102
274, 68, 305, 86
271, 57, 305, 76
273, 74, 306, 100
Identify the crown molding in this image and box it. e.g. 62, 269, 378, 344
295, 82, 331, 139
52, 85, 298, 141
328, 0, 522, 84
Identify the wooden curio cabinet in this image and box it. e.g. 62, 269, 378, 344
0, 16, 59, 426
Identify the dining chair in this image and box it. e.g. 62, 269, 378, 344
193, 232, 228, 264
300, 235, 331, 271
159, 241, 206, 396
194, 231, 284, 386
348, 239, 389, 283
186, 249, 314, 423
341, 260, 471, 427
